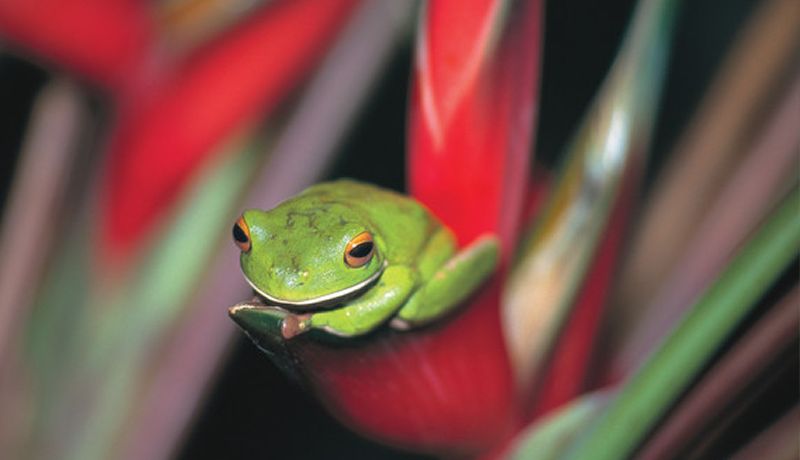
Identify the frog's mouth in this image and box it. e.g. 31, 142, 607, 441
243, 261, 387, 311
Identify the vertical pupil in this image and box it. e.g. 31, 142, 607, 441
233, 224, 248, 244
349, 242, 373, 258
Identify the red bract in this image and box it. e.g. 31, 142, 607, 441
278, 0, 542, 456
100, 0, 359, 262
409, 0, 540, 259
296, 282, 516, 456
0, 0, 151, 89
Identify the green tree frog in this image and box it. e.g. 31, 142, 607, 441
228, 179, 498, 340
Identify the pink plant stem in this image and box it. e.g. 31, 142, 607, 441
0, 81, 85, 367
613, 71, 800, 376
612, 0, 800, 331
637, 288, 799, 460
0, 81, 86, 457
730, 405, 800, 460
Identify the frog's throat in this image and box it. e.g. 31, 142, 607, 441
243, 261, 387, 308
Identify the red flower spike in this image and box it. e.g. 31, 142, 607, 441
100, 0, 359, 262
0, 0, 151, 89
265, 0, 541, 455
240, 0, 541, 456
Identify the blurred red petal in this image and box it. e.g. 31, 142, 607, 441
0, 0, 151, 88
101, 0, 359, 261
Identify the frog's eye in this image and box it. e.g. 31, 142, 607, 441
344, 231, 374, 267
232, 216, 251, 253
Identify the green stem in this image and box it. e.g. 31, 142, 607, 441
567, 186, 800, 460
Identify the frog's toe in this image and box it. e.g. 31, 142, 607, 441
389, 317, 412, 331
281, 313, 312, 339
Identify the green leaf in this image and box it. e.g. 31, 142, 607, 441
566, 187, 800, 460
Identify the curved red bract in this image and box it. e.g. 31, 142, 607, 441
299, 280, 517, 455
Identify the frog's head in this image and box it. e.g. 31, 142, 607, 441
232, 204, 385, 309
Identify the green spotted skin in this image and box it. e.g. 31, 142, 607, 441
233, 179, 499, 339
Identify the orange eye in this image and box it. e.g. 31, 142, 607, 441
344, 231, 374, 267
232, 216, 251, 253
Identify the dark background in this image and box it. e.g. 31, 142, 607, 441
0, 0, 770, 458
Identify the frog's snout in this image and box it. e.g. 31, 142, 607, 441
232, 215, 251, 253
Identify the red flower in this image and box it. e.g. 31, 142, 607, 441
278, 0, 543, 455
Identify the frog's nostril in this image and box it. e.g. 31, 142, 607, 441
233, 216, 251, 253
290, 270, 310, 286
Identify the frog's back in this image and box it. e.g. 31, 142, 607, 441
299, 179, 440, 261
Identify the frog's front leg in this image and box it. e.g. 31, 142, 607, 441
391, 234, 499, 329
283, 265, 416, 338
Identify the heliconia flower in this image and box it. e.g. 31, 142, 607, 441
0, 0, 152, 89
254, 0, 542, 456
99, 0, 359, 263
